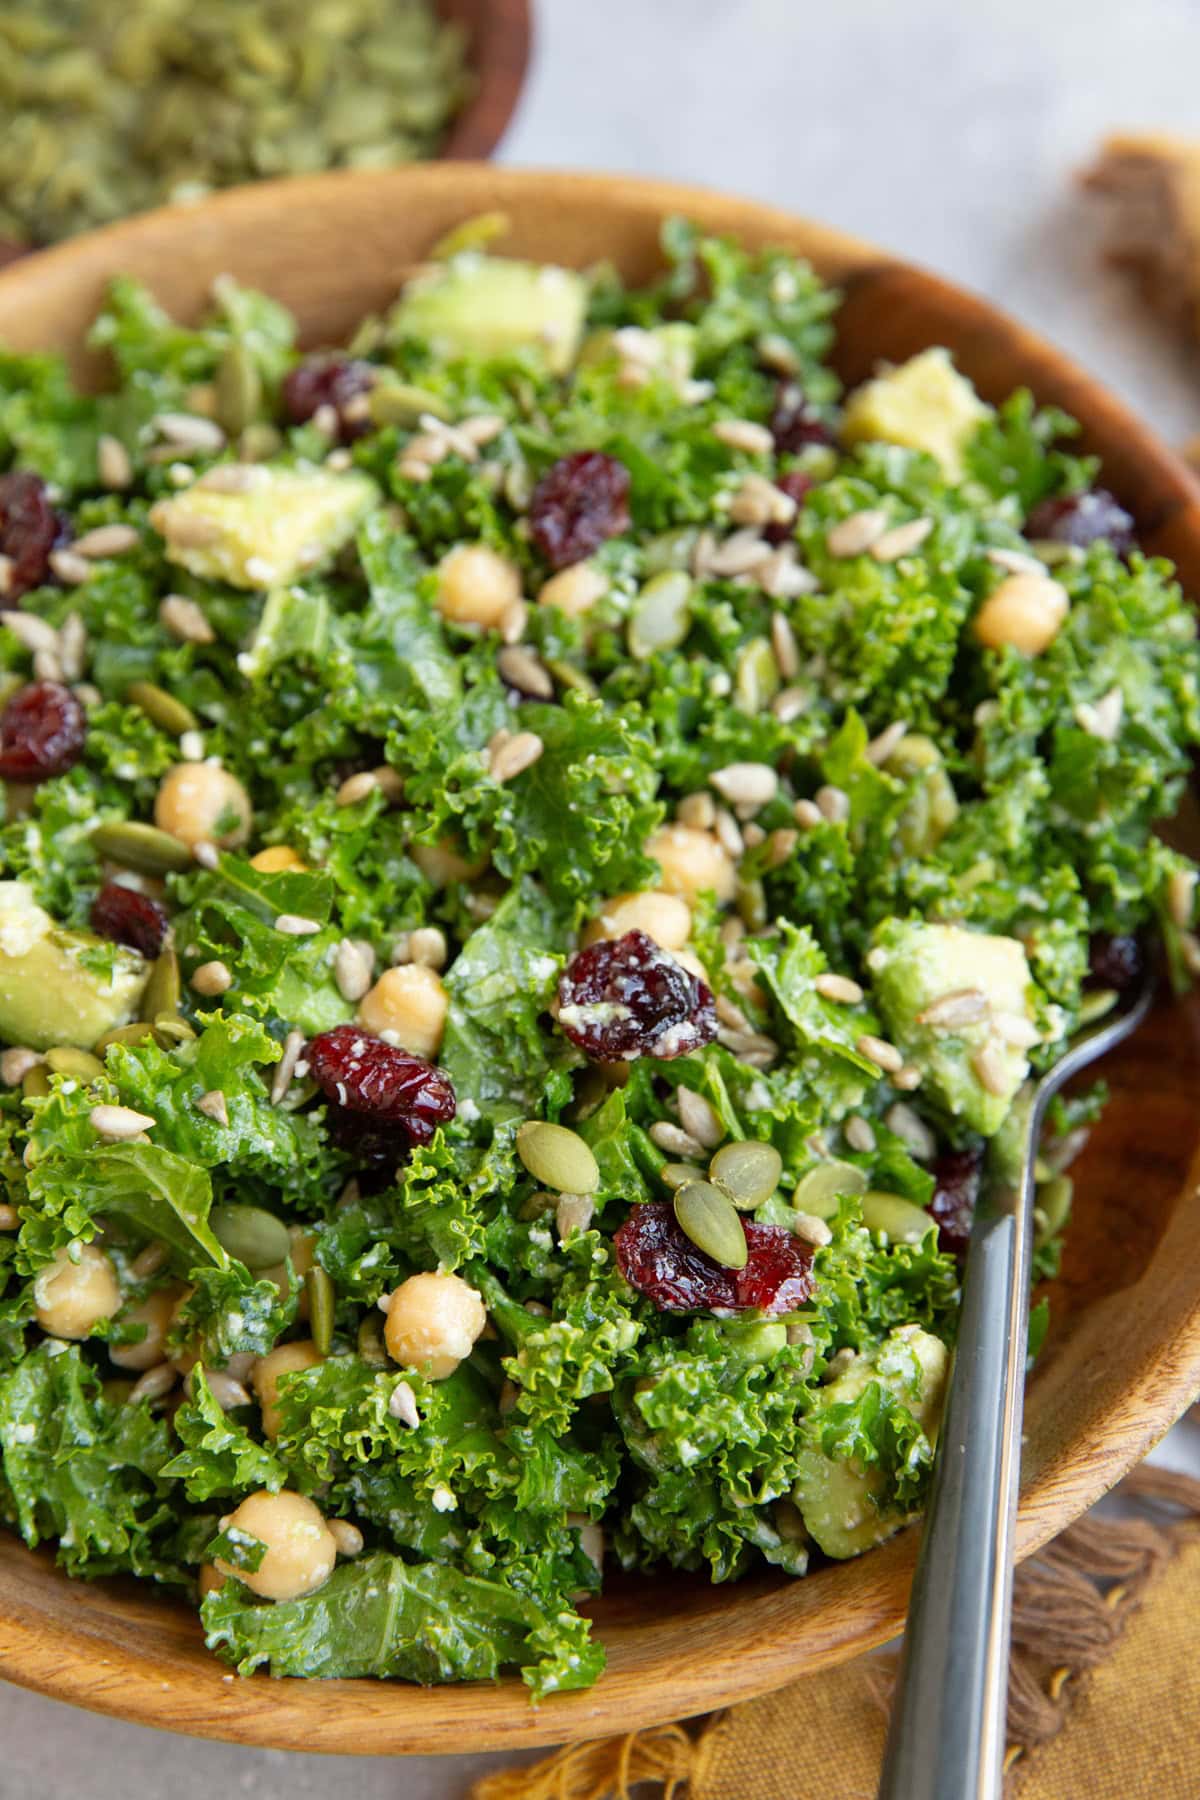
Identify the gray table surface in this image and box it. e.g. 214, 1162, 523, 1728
5, 2, 1200, 1794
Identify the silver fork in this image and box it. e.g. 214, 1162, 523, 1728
877, 972, 1154, 1800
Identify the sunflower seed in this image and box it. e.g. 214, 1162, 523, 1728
90, 1104, 156, 1141
987, 546, 1046, 577
407, 927, 447, 971
0, 611, 58, 655
816, 784, 849, 824
870, 518, 933, 562
893, 1065, 923, 1091
729, 473, 797, 529
1169, 867, 1198, 929
676, 1086, 725, 1150
97, 435, 133, 490
160, 595, 215, 645
0, 1047, 40, 1086
972, 1041, 1011, 1097
389, 1380, 421, 1427
826, 509, 888, 558
58, 614, 87, 682
649, 1120, 706, 1159
844, 1114, 876, 1153
195, 462, 270, 495
866, 720, 909, 766
713, 806, 745, 858
705, 529, 774, 577
48, 549, 91, 586
488, 730, 544, 782
885, 1102, 937, 1161
814, 973, 864, 1005
274, 914, 322, 936
555, 1193, 595, 1241
710, 762, 778, 814
916, 988, 990, 1030
855, 1034, 904, 1074
678, 791, 716, 830
497, 645, 554, 699
269, 1029, 305, 1105
153, 412, 226, 454
991, 1011, 1041, 1050
127, 1364, 176, 1406
151, 506, 222, 550
791, 1213, 833, 1247
192, 841, 220, 871
715, 993, 752, 1033
770, 611, 800, 680
334, 939, 373, 1003
72, 523, 139, 559
759, 548, 819, 599
205, 1369, 252, 1411
1075, 687, 1124, 742
712, 418, 774, 456
764, 826, 798, 867
196, 1089, 229, 1126
129, 1242, 168, 1280
756, 333, 801, 375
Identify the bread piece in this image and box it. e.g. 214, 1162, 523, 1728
1084, 132, 1200, 337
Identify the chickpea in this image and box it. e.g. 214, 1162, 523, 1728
155, 763, 252, 850
249, 845, 307, 873
436, 544, 522, 628
34, 1243, 121, 1340
383, 1272, 486, 1381
110, 1282, 186, 1372
357, 965, 448, 1060
973, 573, 1069, 656
197, 1562, 226, 1599
215, 1489, 336, 1602
411, 839, 487, 887
582, 890, 692, 952
645, 823, 736, 905
252, 1339, 323, 1439
537, 561, 608, 619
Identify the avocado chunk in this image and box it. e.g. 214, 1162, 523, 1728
149, 466, 376, 590
0, 882, 149, 1051
841, 347, 990, 480
869, 919, 1037, 1135
794, 1325, 949, 1559
391, 254, 588, 376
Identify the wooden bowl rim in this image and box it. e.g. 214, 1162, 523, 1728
0, 164, 1198, 1754
439, 0, 532, 162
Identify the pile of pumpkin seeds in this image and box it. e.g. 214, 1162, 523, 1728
0, 0, 473, 245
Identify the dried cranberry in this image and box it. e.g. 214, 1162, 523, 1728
282, 356, 376, 442
615, 1201, 815, 1314
1086, 933, 1143, 993
763, 468, 815, 545
927, 1147, 983, 1256
528, 451, 631, 569
769, 383, 834, 455
306, 1024, 456, 1149
1025, 489, 1135, 557
90, 882, 169, 958
556, 929, 716, 1063
0, 471, 63, 601
0, 681, 86, 782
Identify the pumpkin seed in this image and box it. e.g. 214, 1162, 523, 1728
1078, 988, 1118, 1026
140, 948, 181, 1023
357, 1313, 388, 1366
515, 1121, 600, 1194
428, 212, 510, 259
709, 1139, 783, 1210
673, 1180, 748, 1269
1034, 1173, 1073, 1243
368, 382, 450, 428
628, 571, 692, 660
94, 1021, 158, 1053
209, 1203, 291, 1270
45, 1046, 104, 1082
215, 341, 263, 437
306, 1265, 336, 1356
659, 1161, 703, 1190
21, 1065, 50, 1099
91, 820, 194, 876
734, 637, 780, 714
792, 1159, 869, 1221
125, 681, 198, 737
860, 1190, 933, 1244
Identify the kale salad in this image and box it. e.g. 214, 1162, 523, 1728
0, 217, 1195, 1697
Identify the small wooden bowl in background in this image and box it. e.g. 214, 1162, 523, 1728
0, 166, 1199, 1755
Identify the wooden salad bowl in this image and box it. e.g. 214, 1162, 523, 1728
0, 167, 1198, 1755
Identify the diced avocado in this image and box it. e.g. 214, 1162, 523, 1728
149, 466, 377, 590
841, 347, 990, 480
0, 881, 149, 1051
793, 1325, 949, 1559
869, 919, 1036, 1135
390, 253, 588, 376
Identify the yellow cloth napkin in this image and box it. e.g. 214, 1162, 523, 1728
473, 1464, 1200, 1800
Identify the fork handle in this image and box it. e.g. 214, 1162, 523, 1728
876, 1105, 1036, 1800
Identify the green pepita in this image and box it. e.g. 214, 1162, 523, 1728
209, 1202, 291, 1270
125, 681, 198, 737
239, 422, 283, 463
542, 658, 598, 697
1078, 988, 1118, 1026
21, 1064, 50, 1099
735, 876, 767, 931
45, 1046, 104, 1082
94, 1020, 158, 1054
709, 1139, 783, 1210
91, 820, 194, 876
306, 1264, 336, 1356
1034, 1173, 1072, 1244
428, 211, 510, 259
659, 1161, 703, 1190
860, 1189, 933, 1244
734, 637, 780, 714
368, 382, 450, 428
628, 571, 692, 660
215, 340, 263, 437
673, 1179, 748, 1269
792, 1159, 869, 1220
516, 1120, 600, 1194
140, 948, 181, 1024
